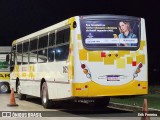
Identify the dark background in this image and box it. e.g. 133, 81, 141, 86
0, 0, 159, 85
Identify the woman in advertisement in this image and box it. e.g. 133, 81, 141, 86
118, 21, 137, 46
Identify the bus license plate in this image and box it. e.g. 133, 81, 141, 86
107, 76, 120, 81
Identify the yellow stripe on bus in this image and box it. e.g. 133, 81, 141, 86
72, 80, 148, 97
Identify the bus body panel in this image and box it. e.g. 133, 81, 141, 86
72, 16, 147, 97
10, 56, 72, 99
10, 19, 73, 99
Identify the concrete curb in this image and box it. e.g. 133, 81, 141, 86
108, 102, 160, 112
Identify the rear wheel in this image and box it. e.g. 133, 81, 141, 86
94, 97, 110, 108
41, 82, 52, 109
0, 82, 10, 93
17, 81, 26, 100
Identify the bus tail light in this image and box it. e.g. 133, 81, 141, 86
86, 73, 91, 78
133, 62, 143, 79
81, 63, 92, 79
136, 68, 141, 73
81, 64, 86, 69
83, 69, 88, 74
138, 63, 143, 68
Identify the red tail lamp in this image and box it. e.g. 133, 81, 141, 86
133, 63, 143, 79
81, 64, 86, 69
138, 63, 143, 68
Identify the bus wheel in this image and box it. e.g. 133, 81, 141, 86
0, 82, 10, 93
41, 82, 52, 109
94, 97, 110, 108
17, 81, 26, 100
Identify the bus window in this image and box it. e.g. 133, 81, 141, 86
56, 28, 70, 45
56, 30, 65, 44
11, 46, 15, 68
55, 45, 69, 61
17, 44, 22, 53
49, 33, 55, 46
48, 48, 55, 62
22, 42, 29, 64
30, 38, 38, 51
64, 28, 70, 43
17, 44, 22, 65
22, 53, 29, 65
39, 35, 48, 49
23, 42, 29, 53
38, 49, 47, 63
10, 45, 16, 66
29, 51, 37, 64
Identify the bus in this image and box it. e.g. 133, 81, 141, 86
0, 46, 11, 93
8, 15, 147, 108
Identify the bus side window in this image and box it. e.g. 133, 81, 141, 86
22, 41, 29, 64
55, 45, 69, 61
48, 48, 55, 62
64, 28, 70, 43
11, 45, 16, 66
38, 49, 47, 63
56, 28, 70, 44
56, 30, 65, 44
30, 38, 38, 51
29, 51, 37, 64
55, 28, 70, 61
49, 33, 55, 46
29, 38, 38, 64
39, 35, 48, 49
17, 44, 22, 65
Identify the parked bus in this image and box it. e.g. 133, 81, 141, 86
0, 46, 11, 93
8, 15, 147, 108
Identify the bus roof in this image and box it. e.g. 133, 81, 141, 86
12, 19, 70, 45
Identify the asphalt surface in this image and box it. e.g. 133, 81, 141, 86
0, 93, 159, 120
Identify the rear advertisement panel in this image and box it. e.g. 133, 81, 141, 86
80, 19, 140, 50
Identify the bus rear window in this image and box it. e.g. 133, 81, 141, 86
80, 19, 140, 50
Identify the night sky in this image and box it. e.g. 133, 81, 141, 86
0, 0, 160, 84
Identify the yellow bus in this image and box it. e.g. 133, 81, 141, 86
0, 46, 11, 93
8, 15, 147, 108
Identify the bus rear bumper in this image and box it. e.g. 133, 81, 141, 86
72, 80, 148, 97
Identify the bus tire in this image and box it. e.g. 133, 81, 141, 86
41, 82, 52, 109
0, 82, 10, 93
94, 97, 110, 108
17, 81, 26, 100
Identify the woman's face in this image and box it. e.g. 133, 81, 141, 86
119, 22, 128, 33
